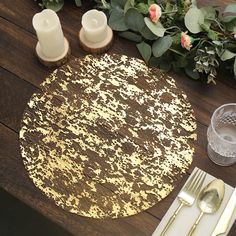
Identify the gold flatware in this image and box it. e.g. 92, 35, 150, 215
211, 188, 236, 236
160, 169, 206, 236
187, 179, 225, 236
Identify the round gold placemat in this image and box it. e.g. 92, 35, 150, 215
19, 54, 196, 218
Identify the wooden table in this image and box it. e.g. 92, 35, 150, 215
0, 1, 235, 235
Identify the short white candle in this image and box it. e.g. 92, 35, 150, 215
82, 9, 108, 43
33, 9, 65, 58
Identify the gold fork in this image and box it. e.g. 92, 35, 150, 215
160, 169, 207, 236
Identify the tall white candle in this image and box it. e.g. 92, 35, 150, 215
82, 10, 108, 43
33, 9, 65, 58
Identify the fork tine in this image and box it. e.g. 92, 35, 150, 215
189, 170, 204, 193
187, 169, 203, 191
193, 172, 206, 194
189, 170, 203, 191
184, 169, 200, 189
189, 171, 206, 193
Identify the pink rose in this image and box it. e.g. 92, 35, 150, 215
148, 4, 162, 24
181, 32, 194, 51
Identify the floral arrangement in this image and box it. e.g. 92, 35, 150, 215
36, 0, 236, 83
36, 0, 82, 12
94, 0, 236, 83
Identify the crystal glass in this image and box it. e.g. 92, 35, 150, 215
207, 103, 236, 166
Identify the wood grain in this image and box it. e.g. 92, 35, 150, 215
0, 17, 49, 87
0, 0, 236, 235
0, 68, 38, 131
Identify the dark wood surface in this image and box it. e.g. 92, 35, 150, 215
0, 1, 235, 235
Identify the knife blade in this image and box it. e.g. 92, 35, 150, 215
211, 188, 236, 236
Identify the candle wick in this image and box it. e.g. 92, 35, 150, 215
91, 19, 98, 27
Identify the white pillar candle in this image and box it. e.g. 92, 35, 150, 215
82, 9, 108, 43
33, 9, 65, 58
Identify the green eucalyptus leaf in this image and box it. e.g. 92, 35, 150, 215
149, 57, 161, 67
184, 7, 204, 34
200, 23, 209, 31
174, 56, 188, 68
124, 0, 135, 13
111, 0, 126, 9
224, 4, 236, 14
216, 47, 222, 57
234, 57, 236, 78
42, 0, 64, 12
137, 41, 152, 64
171, 33, 181, 45
200, 23, 218, 40
152, 35, 173, 57
148, 0, 154, 5
200, 7, 216, 21
144, 17, 165, 37
191, 0, 197, 6
223, 4, 236, 22
140, 25, 158, 40
204, 19, 212, 28
125, 8, 145, 32
172, 61, 182, 73
96, 0, 110, 9
212, 41, 223, 46
220, 49, 236, 61
74, 0, 82, 7
165, 2, 174, 13
136, 3, 149, 14
207, 30, 219, 41
159, 60, 171, 71
184, 66, 200, 80
119, 31, 142, 42
223, 14, 236, 23
109, 9, 128, 31
225, 18, 236, 31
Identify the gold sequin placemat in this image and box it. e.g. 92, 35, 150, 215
19, 54, 196, 218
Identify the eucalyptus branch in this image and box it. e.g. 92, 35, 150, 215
185, 39, 209, 56
169, 48, 186, 57
162, 10, 178, 15
213, 19, 226, 32
166, 26, 181, 31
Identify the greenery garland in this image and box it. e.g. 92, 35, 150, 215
36, 0, 236, 83
36, 0, 82, 12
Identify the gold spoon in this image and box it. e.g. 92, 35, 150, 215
187, 179, 225, 236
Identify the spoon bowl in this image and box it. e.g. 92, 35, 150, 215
198, 179, 225, 214
187, 179, 225, 236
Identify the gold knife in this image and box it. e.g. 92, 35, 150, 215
211, 188, 236, 236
